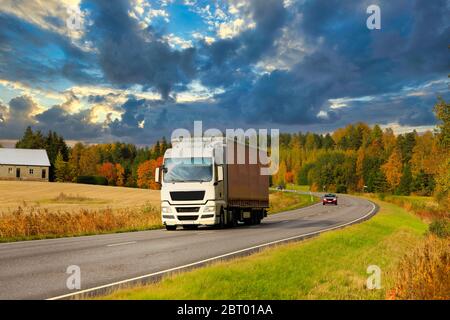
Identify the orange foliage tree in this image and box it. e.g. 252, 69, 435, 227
137, 157, 163, 189
285, 171, 294, 183
98, 162, 117, 185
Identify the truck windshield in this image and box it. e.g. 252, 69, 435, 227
163, 157, 213, 183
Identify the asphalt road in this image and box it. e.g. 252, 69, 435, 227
0, 193, 376, 300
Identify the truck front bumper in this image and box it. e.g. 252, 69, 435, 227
161, 203, 219, 226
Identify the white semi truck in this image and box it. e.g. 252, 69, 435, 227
155, 137, 269, 230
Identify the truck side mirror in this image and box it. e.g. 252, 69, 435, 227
155, 167, 161, 184
217, 166, 224, 182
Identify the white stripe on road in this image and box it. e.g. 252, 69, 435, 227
47, 199, 377, 300
106, 241, 137, 247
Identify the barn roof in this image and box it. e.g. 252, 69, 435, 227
0, 148, 51, 166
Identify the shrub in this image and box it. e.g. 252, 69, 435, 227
387, 236, 449, 300
336, 184, 347, 193
76, 175, 108, 186
429, 219, 450, 238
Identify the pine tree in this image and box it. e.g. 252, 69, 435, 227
397, 165, 412, 195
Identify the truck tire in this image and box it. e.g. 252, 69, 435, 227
219, 208, 226, 228
165, 225, 177, 231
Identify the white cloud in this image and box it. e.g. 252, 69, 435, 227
164, 34, 193, 49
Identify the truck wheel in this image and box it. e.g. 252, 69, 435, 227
219, 209, 226, 228
231, 210, 238, 227
165, 225, 177, 231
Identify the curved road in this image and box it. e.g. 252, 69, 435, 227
0, 193, 376, 300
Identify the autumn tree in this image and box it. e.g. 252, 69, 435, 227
79, 147, 100, 176
115, 163, 125, 187
98, 162, 116, 185
381, 149, 403, 192
137, 157, 163, 189
273, 161, 287, 187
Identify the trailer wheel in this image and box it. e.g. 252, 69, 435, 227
165, 225, 177, 231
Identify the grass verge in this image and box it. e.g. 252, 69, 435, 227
268, 191, 318, 214
285, 184, 310, 192
100, 197, 428, 300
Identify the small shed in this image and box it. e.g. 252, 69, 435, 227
0, 148, 50, 181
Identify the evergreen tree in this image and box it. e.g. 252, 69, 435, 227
54, 152, 71, 182
397, 165, 412, 195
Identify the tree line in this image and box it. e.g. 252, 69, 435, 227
13, 127, 169, 189
272, 98, 449, 207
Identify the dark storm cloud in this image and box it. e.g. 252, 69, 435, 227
209, 0, 449, 128
34, 106, 103, 140
0, 95, 102, 140
0, 13, 98, 88
198, 0, 287, 88
0, 96, 38, 138
85, 0, 196, 99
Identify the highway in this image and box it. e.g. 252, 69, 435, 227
0, 193, 376, 300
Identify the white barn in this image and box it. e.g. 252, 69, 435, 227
0, 148, 50, 181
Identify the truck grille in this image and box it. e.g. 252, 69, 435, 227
170, 191, 205, 201
176, 207, 200, 213
177, 215, 199, 221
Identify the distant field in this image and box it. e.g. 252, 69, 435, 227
0, 181, 160, 212
0, 181, 161, 242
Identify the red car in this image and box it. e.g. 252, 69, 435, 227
323, 194, 338, 205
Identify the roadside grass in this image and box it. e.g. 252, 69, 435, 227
268, 191, 318, 214
285, 184, 310, 192
0, 202, 162, 242
101, 198, 428, 300
367, 193, 446, 221
387, 235, 449, 300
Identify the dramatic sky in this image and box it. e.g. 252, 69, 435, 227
0, 0, 449, 145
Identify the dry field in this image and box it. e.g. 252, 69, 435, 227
0, 180, 160, 212
0, 181, 161, 241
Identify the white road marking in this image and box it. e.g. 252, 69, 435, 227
106, 241, 137, 247
47, 199, 377, 300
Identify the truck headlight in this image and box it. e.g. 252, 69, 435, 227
203, 206, 215, 213
161, 206, 172, 213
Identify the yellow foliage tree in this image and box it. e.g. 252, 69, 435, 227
382, 149, 403, 191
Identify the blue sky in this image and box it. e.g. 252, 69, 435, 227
0, 0, 449, 145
